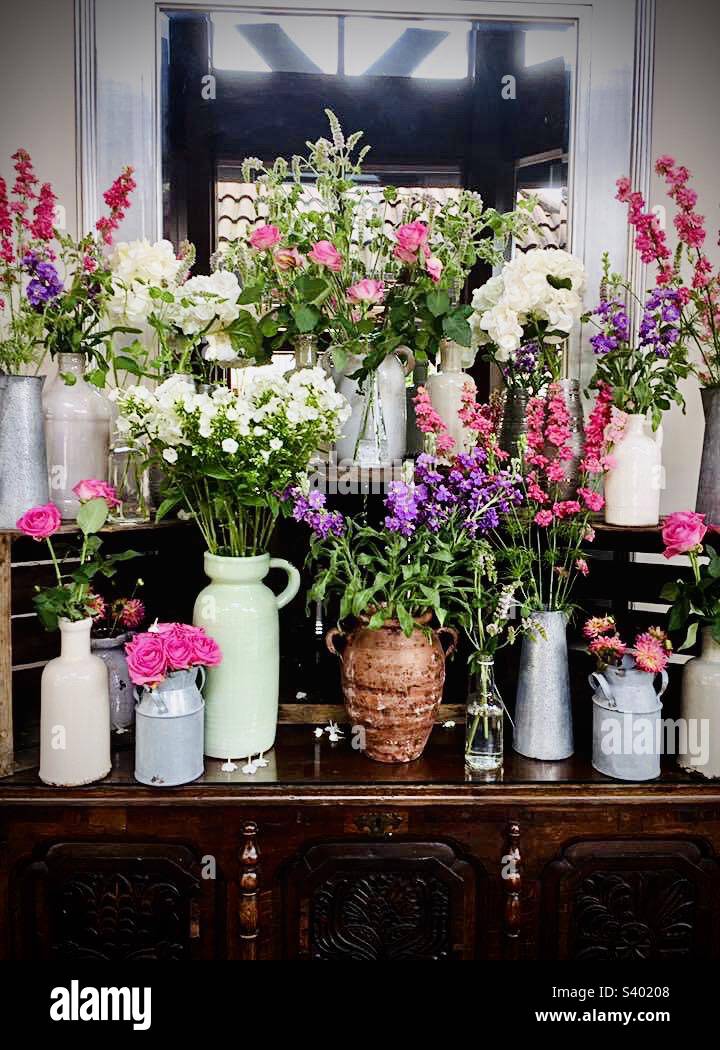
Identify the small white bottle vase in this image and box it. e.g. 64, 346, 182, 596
679, 627, 720, 779
426, 340, 475, 456
604, 414, 663, 526
44, 352, 112, 520
40, 618, 111, 786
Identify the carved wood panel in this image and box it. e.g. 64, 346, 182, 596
541, 839, 720, 961
284, 841, 479, 960
14, 842, 214, 961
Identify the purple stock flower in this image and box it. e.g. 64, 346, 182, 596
24, 255, 63, 309
639, 288, 683, 358
291, 487, 345, 539
591, 299, 630, 355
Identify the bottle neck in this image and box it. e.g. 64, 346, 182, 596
59, 618, 92, 660
702, 627, 720, 661
440, 341, 464, 373
56, 353, 87, 377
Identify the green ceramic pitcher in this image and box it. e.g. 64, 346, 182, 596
193, 552, 300, 760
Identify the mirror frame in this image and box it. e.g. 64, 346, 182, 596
75, 0, 656, 381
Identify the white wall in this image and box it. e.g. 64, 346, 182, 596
0, 0, 77, 236
651, 0, 720, 513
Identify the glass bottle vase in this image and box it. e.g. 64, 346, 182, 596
108, 438, 151, 523
465, 657, 504, 775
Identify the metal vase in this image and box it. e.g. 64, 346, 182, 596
514, 610, 574, 760
696, 387, 720, 524
0, 374, 49, 528
134, 668, 205, 786
499, 387, 530, 460
590, 656, 666, 781
551, 378, 585, 500
91, 632, 134, 737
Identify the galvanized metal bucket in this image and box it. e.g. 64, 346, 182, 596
0, 374, 49, 528
134, 668, 205, 787
514, 610, 574, 761
591, 657, 667, 781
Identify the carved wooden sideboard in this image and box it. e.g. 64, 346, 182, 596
1, 727, 719, 961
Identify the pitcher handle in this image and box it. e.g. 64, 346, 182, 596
589, 671, 615, 707
325, 626, 346, 661
437, 626, 458, 659
656, 668, 669, 699
395, 345, 416, 377
195, 665, 207, 692
269, 558, 301, 610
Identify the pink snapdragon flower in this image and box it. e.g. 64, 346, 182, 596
308, 240, 343, 272
96, 166, 135, 245
250, 224, 281, 250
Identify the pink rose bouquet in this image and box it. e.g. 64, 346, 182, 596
125, 622, 222, 687
16, 481, 140, 631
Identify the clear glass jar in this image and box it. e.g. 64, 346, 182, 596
287, 334, 318, 374
108, 438, 151, 522
465, 657, 504, 776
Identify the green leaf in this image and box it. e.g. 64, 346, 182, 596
547, 274, 572, 291
396, 603, 414, 637
237, 283, 264, 305
679, 621, 699, 651
85, 368, 107, 389
155, 493, 183, 522
292, 304, 320, 333
442, 312, 472, 347
426, 289, 450, 318
368, 609, 387, 630
660, 582, 680, 601
112, 354, 143, 377
76, 497, 108, 536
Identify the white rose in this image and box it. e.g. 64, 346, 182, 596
110, 239, 183, 287
162, 447, 178, 464
222, 438, 239, 454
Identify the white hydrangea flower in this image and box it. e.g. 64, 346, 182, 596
109, 239, 184, 287
176, 271, 241, 336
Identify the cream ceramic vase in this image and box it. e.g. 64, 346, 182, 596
604, 414, 663, 526
426, 341, 475, 456
39, 618, 111, 787
679, 628, 720, 778
44, 352, 112, 520
193, 553, 300, 759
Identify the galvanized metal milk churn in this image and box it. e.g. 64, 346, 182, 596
590, 655, 667, 781
134, 668, 205, 786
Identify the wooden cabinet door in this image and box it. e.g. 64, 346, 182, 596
283, 841, 480, 960
541, 838, 720, 960
13, 842, 218, 960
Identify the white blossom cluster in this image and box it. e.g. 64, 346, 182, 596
469, 248, 587, 360
111, 367, 350, 473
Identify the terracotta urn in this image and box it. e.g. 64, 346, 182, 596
326, 613, 458, 763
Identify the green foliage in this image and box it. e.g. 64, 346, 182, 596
661, 542, 720, 650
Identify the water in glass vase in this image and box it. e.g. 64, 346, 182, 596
465, 658, 503, 777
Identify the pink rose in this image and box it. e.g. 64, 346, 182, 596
662, 510, 708, 558
191, 629, 222, 668
125, 632, 168, 687
163, 623, 197, 671
72, 478, 121, 509
347, 278, 385, 305
425, 255, 443, 283
308, 240, 343, 272
394, 221, 429, 263
273, 246, 304, 271
16, 502, 61, 540
249, 224, 281, 250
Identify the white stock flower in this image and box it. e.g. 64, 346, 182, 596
222, 438, 239, 454
162, 447, 178, 464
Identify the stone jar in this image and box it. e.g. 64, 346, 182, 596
326, 613, 458, 763
426, 340, 475, 456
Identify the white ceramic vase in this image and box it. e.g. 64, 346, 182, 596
39, 618, 111, 786
679, 628, 720, 778
426, 341, 475, 456
44, 352, 112, 520
332, 347, 414, 466
193, 552, 300, 759
604, 414, 663, 526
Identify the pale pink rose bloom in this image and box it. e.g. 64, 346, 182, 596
425, 255, 443, 283
249, 224, 281, 250
16, 503, 62, 540
394, 220, 429, 255
308, 240, 343, 272
72, 478, 121, 509
662, 511, 708, 559
346, 278, 385, 305
273, 246, 304, 271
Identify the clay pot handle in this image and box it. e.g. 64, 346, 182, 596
437, 626, 458, 659
325, 627, 346, 660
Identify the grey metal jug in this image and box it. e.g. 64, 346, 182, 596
135, 668, 205, 786
91, 632, 134, 736
0, 374, 49, 528
514, 610, 574, 761
590, 656, 667, 781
